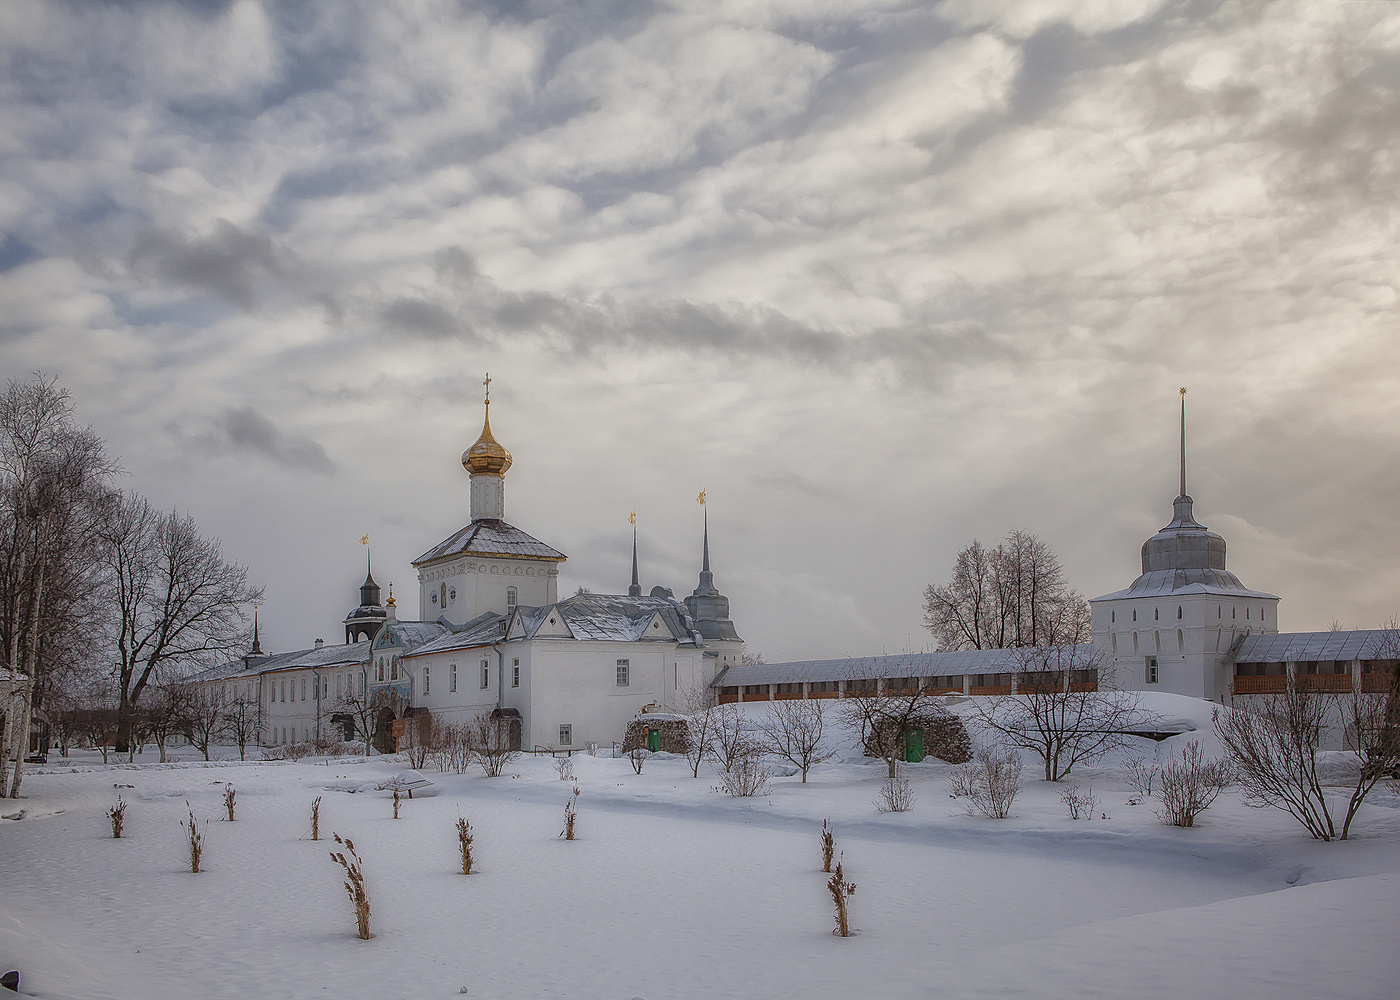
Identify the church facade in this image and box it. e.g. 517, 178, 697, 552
195, 382, 743, 752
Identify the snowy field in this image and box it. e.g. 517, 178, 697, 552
3, 695, 1399, 1000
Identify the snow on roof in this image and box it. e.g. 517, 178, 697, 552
539, 593, 696, 643
1091, 568, 1279, 602
407, 615, 508, 657
193, 639, 374, 682
412, 518, 566, 566
713, 646, 1095, 687
1233, 629, 1393, 664
376, 621, 452, 649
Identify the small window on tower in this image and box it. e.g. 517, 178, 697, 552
450, 664, 457, 692
1177, 606, 1183, 619
507, 587, 518, 612
424, 666, 431, 695
1111, 610, 1115, 623
481, 662, 490, 689
1147, 657, 1159, 684
1132, 609, 1137, 622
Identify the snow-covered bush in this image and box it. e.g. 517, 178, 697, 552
1060, 781, 1097, 820
1123, 752, 1159, 799
827, 860, 856, 938
875, 765, 914, 813
719, 756, 771, 797
560, 787, 580, 840
108, 795, 126, 839
628, 745, 648, 774
457, 817, 474, 875
555, 755, 574, 780
949, 744, 1022, 819
1156, 741, 1230, 828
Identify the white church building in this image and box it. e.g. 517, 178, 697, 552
195, 383, 743, 752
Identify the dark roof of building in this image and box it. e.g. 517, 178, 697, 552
412, 518, 566, 566
1233, 630, 1395, 664
712, 645, 1095, 687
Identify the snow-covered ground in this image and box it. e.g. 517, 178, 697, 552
3, 694, 1398, 1000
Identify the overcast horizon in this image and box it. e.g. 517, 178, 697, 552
3, 0, 1398, 662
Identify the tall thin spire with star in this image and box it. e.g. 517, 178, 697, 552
628, 511, 642, 597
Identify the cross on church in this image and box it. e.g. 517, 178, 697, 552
484, 373, 491, 403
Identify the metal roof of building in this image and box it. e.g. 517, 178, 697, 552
193, 639, 374, 681
407, 615, 508, 657
1233, 630, 1394, 664
412, 518, 566, 566
712, 645, 1095, 687
1091, 568, 1278, 602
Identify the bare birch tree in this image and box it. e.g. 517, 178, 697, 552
183, 685, 226, 761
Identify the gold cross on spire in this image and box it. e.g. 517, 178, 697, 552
360, 534, 369, 545
629, 510, 636, 525
696, 490, 706, 505
484, 372, 492, 403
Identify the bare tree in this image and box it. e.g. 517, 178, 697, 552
0, 375, 118, 795
398, 712, 438, 770
221, 692, 258, 761
467, 711, 520, 778
1215, 687, 1337, 840
102, 494, 262, 749
1339, 622, 1400, 839
974, 646, 1150, 782
922, 531, 1090, 651
679, 684, 721, 778
839, 674, 953, 780
333, 670, 379, 755
144, 681, 194, 763
706, 702, 761, 773
183, 686, 226, 761
758, 699, 835, 783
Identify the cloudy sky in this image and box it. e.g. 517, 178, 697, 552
2, 0, 1398, 660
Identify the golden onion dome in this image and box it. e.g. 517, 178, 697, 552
462, 401, 513, 476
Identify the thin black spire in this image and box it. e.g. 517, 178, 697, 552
250, 607, 262, 656
694, 491, 716, 596
1179, 386, 1188, 499
628, 513, 642, 597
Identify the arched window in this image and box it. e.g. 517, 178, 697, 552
440, 583, 447, 608
1177, 629, 1184, 652
1132, 609, 1137, 622
390, 658, 398, 681
1111, 610, 1116, 623
1177, 606, 1183, 619
1111, 633, 1118, 651
1154, 608, 1159, 621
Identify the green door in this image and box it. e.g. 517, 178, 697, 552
904, 729, 925, 763
647, 728, 660, 752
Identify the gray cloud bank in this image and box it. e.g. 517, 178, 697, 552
1, 0, 1398, 655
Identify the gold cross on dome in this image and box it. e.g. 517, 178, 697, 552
484, 373, 491, 403
629, 510, 636, 525
696, 490, 706, 505
360, 534, 369, 545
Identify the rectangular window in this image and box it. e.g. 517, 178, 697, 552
1147, 657, 1159, 684
512, 660, 520, 688
450, 664, 457, 692
280, 679, 286, 702
301, 678, 307, 701
559, 724, 572, 747
424, 666, 431, 695
481, 661, 490, 689
616, 659, 630, 687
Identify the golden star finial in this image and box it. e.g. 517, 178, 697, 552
1179, 386, 1187, 397
360, 534, 369, 545
696, 490, 706, 505
629, 510, 636, 525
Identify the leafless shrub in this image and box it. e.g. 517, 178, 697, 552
628, 745, 648, 775
949, 744, 1022, 819
223, 784, 236, 822
457, 817, 475, 875
555, 756, 574, 781
108, 795, 126, 838
820, 818, 835, 873
182, 802, 204, 873
392, 787, 401, 820
875, 765, 915, 813
1155, 741, 1231, 828
560, 787, 580, 840
827, 859, 856, 938
282, 741, 314, 761
759, 699, 835, 782
1060, 781, 1098, 820
1123, 752, 1159, 799
708, 703, 762, 773
719, 756, 771, 797
330, 833, 372, 939
680, 685, 720, 778
467, 713, 520, 778
399, 713, 439, 770
310, 796, 322, 841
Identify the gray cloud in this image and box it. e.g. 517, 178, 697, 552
171, 406, 334, 475
128, 220, 291, 310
